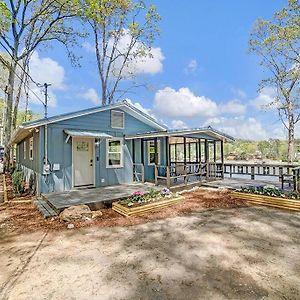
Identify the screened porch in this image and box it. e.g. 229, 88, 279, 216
125, 127, 233, 188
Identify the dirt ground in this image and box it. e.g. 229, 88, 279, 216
0, 203, 300, 299
0, 188, 245, 233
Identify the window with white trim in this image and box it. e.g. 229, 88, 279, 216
24, 141, 27, 160
106, 138, 123, 168
111, 110, 124, 129
29, 137, 34, 160
148, 140, 160, 165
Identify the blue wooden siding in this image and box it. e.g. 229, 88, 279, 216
16, 130, 40, 183
16, 106, 224, 194
131, 137, 166, 182
32, 108, 161, 193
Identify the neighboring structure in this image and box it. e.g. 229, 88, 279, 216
9, 100, 234, 194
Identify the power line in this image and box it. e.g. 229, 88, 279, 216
0, 59, 45, 105
0, 42, 46, 105
0, 41, 40, 87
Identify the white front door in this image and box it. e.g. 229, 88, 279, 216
73, 138, 94, 187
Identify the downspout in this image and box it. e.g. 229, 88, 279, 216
44, 124, 48, 166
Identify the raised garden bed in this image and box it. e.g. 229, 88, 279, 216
112, 188, 183, 217
232, 186, 300, 212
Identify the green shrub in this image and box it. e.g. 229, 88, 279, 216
29, 173, 36, 194
9, 165, 16, 174
12, 170, 24, 195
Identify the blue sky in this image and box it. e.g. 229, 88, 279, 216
28, 0, 288, 140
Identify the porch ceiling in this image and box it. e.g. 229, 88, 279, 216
124, 127, 235, 142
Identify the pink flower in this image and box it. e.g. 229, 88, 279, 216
133, 191, 144, 196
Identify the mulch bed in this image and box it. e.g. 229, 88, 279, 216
0, 188, 247, 234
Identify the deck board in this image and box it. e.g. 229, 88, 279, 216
42, 182, 159, 213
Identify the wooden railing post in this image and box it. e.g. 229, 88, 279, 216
166, 166, 171, 188
293, 168, 297, 192
206, 163, 209, 180
279, 166, 283, 183
154, 164, 158, 185
141, 164, 145, 183
251, 166, 255, 180
296, 169, 300, 193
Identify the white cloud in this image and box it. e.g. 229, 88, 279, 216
125, 98, 157, 120
231, 87, 247, 99
81, 88, 99, 104
184, 59, 198, 74
171, 120, 188, 129
27, 52, 66, 108
251, 87, 276, 110
82, 42, 95, 53
30, 52, 65, 90
82, 30, 164, 76
204, 116, 268, 140
130, 46, 164, 75
153, 87, 219, 118
221, 100, 246, 115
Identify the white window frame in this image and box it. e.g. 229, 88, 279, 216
148, 140, 160, 165
29, 137, 34, 160
106, 138, 124, 168
111, 110, 125, 129
24, 141, 27, 160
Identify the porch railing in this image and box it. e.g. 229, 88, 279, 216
153, 161, 300, 191
154, 162, 222, 188
223, 162, 299, 181
224, 161, 300, 191
133, 163, 145, 183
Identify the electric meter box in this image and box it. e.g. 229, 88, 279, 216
52, 163, 60, 171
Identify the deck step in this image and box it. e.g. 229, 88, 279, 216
34, 199, 58, 218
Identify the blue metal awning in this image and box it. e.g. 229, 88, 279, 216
64, 130, 113, 140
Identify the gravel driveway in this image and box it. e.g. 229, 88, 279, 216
1, 206, 300, 300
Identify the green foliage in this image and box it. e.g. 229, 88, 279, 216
0, 0, 10, 33
79, 0, 161, 104
249, 0, 300, 162
119, 188, 172, 207
148, 187, 160, 198
0, 100, 40, 127
12, 170, 24, 195
224, 139, 300, 162
238, 185, 300, 200
29, 173, 36, 194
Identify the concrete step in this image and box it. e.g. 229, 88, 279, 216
34, 199, 58, 218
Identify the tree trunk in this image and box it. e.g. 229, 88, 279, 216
12, 72, 25, 130
4, 59, 17, 170
287, 106, 295, 163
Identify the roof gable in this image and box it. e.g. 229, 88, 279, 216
20, 100, 166, 131
9, 100, 167, 145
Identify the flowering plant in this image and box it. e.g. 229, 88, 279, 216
161, 187, 171, 196
131, 191, 145, 203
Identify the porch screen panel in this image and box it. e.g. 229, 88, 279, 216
190, 143, 197, 162
170, 144, 176, 162
176, 144, 184, 162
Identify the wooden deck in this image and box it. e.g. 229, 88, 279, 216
42, 182, 159, 213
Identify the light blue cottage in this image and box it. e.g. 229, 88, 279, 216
9, 100, 234, 194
